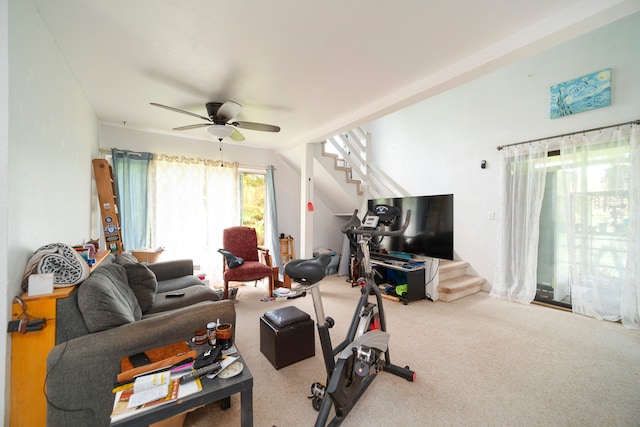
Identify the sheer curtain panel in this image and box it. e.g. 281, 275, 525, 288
621, 124, 639, 329
148, 156, 238, 284
558, 123, 638, 327
491, 141, 549, 304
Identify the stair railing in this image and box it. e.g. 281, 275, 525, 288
325, 127, 409, 199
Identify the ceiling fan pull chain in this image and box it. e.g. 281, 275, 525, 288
219, 138, 224, 167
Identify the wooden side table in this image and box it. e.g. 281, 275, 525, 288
10, 251, 109, 427
279, 237, 294, 264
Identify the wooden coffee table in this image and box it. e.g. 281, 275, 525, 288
111, 353, 253, 427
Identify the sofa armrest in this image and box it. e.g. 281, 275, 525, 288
147, 259, 194, 281
46, 299, 235, 427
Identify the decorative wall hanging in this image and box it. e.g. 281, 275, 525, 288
550, 68, 611, 119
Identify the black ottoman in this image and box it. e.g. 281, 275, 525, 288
260, 306, 315, 369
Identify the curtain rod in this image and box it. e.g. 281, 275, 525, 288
496, 119, 639, 151
99, 148, 272, 171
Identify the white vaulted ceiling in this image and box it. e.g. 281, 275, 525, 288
32, 0, 640, 149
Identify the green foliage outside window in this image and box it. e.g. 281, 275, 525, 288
241, 173, 265, 245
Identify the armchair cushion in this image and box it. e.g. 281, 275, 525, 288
123, 262, 157, 312
223, 260, 273, 282
223, 226, 260, 262
77, 263, 142, 333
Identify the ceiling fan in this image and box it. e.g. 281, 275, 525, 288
150, 101, 280, 142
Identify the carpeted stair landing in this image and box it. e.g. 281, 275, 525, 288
438, 260, 485, 302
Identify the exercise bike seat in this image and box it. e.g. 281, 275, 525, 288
284, 254, 332, 285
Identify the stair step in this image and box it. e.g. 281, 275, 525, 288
439, 260, 469, 281
320, 143, 364, 196
438, 275, 485, 302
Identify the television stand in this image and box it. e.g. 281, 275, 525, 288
370, 257, 426, 304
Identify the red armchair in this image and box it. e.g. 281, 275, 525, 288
221, 226, 275, 299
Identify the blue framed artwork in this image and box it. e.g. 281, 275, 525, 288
550, 69, 611, 119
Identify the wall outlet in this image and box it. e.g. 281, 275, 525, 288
488, 211, 495, 220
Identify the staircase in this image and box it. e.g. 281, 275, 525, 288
318, 142, 363, 195
438, 260, 485, 302
315, 127, 410, 202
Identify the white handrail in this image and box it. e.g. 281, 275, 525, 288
326, 127, 408, 199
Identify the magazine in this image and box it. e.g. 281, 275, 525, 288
111, 374, 201, 422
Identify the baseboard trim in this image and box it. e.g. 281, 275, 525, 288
532, 300, 572, 312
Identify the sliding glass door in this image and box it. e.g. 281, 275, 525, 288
536, 158, 571, 308
536, 143, 630, 312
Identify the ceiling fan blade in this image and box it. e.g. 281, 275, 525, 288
173, 123, 210, 131
217, 101, 242, 121
233, 121, 281, 133
150, 102, 211, 122
229, 128, 245, 142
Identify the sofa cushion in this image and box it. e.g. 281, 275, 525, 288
115, 252, 139, 265
156, 275, 203, 294
77, 263, 142, 333
124, 263, 157, 312
144, 285, 220, 316
147, 259, 194, 281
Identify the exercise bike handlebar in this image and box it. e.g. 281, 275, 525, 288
341, 209, 412, 237
340, 209, 362, 233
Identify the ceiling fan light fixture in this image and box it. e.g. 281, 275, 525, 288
206, 124, 234, 139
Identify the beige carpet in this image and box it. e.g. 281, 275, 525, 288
184, 275, 640, 427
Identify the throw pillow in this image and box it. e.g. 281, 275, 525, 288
218, 248, 244, 268
78, 263, 142, 333
124, 263, 158, 313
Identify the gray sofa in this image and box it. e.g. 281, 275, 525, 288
45, 253, 235, 426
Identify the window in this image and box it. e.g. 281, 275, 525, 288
240, 172, 265, 245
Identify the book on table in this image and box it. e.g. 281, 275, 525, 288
111, 341, 202, 422
111, 367, 203, 422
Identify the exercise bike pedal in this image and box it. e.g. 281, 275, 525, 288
308, 381, 326, 411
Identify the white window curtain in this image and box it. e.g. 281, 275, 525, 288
265, 165, 282, 279
493, 122, 639, 329
560, 124, 638, 326
621, 124, 640, 329
491, 141, 549, 304
147, 156, 239, 285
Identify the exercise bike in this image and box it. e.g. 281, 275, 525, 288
284, 206, 416, 427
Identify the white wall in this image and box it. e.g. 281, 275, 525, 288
4, 1, 99, 423
364, 12, 640, 289
0, 0, 9, 423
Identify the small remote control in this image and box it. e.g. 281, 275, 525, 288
180, 361, 221, 383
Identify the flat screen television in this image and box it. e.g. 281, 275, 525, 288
367, 194, 454, 260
